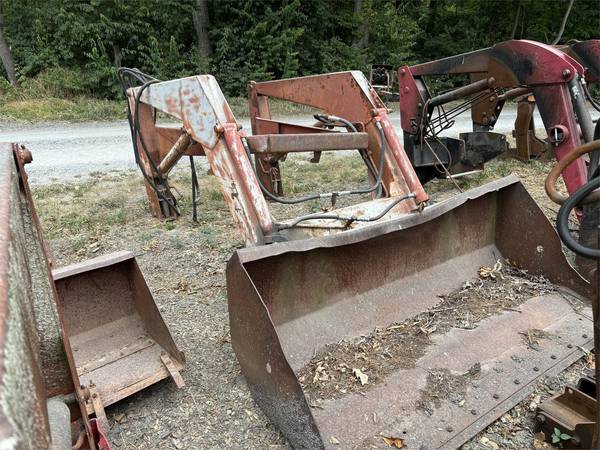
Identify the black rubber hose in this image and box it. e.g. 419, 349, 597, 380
242, 120, 387, 204
117, 68, 182, 216
314, 114, 381, 196
557, 176, 600, 260
190, 156, 199, 222
277, 192, 416, 230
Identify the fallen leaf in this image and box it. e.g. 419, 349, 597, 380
329, 436, 340, 445
352, 368, 369, 385
383, 436, 405, 448
479, 260, 503, 279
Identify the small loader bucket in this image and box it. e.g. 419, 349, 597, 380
53, 251, 185, 422
227, 176, 593, 450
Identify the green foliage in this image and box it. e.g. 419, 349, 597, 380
0, 0, 598, 102
551, 427, 572, 445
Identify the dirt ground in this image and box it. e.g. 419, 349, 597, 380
32, 151, 590, 450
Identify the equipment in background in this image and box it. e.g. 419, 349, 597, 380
369, 64, 398, 100
398, 39, 597, 188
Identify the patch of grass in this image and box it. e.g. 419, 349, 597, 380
69, 236, 88, 253
208, 188, 223, 202
227, 97, 318, 119
199, 228, 218, 244
0, 97, 124, 122
0, 68, 125, 122
168, 234, 185, 249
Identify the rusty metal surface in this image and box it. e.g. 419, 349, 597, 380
250, 71, 428, 207
157, 131, 192, 175
539, 385, 595, 448
409, 47, 491, 76
251, 71, 387, 124
135, 75, 237, 150
252, 118, 336, 136
227, 175, 591, 449
133, 75, 274, 245
510, 99, 548, 161
245, 132, 369, 153
0, 143, 51, 448
489, 40, 583, 86
53, 252, 185, 416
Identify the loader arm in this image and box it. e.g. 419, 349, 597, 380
248, 71, 427, 204
398, 40, 594, 196
126, 71, 429, 246
129, 75, 274, 245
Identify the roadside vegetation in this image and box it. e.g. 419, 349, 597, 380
0, 1, 597, 123
0, 67, 316, 122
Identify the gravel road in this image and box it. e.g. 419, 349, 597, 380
0, 104, 573, 184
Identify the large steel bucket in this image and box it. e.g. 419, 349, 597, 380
227, 175, 593, 449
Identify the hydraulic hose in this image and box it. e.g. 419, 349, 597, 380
241, 117, 387, 205
314, 114, 381, 195
556, 175, 600, 259
277, 192, 416, 230
545, 140, 600, 205
117, 68, 181, 216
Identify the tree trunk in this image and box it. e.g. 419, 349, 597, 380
510, 2, 521, 39
551, 0, 575, 45
0, 13, 18, 86
113, 43, 122, 68
354, 0, 369, 49
192, 0, 212, 57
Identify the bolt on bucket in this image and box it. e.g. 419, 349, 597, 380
53, 251, 185, 427
227, 175, 593, 450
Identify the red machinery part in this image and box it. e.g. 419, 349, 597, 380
128, 71, 430, 245
398, 39, 592, 199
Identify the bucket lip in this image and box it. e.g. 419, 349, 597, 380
235, 174, 521, 264
52, 250, 135, 281
0, 143, 16, 403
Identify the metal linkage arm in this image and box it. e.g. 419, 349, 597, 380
398, 40, 593, 197
249, 71, 428, 206
131, 75, 274, 246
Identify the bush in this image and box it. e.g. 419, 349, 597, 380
28, 67, 90, 98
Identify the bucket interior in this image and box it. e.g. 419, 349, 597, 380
53, 253, 184, 413
232, 179, 592, 449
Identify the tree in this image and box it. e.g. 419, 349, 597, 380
193, 0, 212, 57
0, 12, 17, 86
551, 0, 575, 44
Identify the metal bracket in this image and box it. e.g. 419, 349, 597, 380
538, 374, 596, 448
161, 352, 185, 388
87, 384, 109, 433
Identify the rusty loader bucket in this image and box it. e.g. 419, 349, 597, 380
52, 251, 185, 428
227, 176, 593, 449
